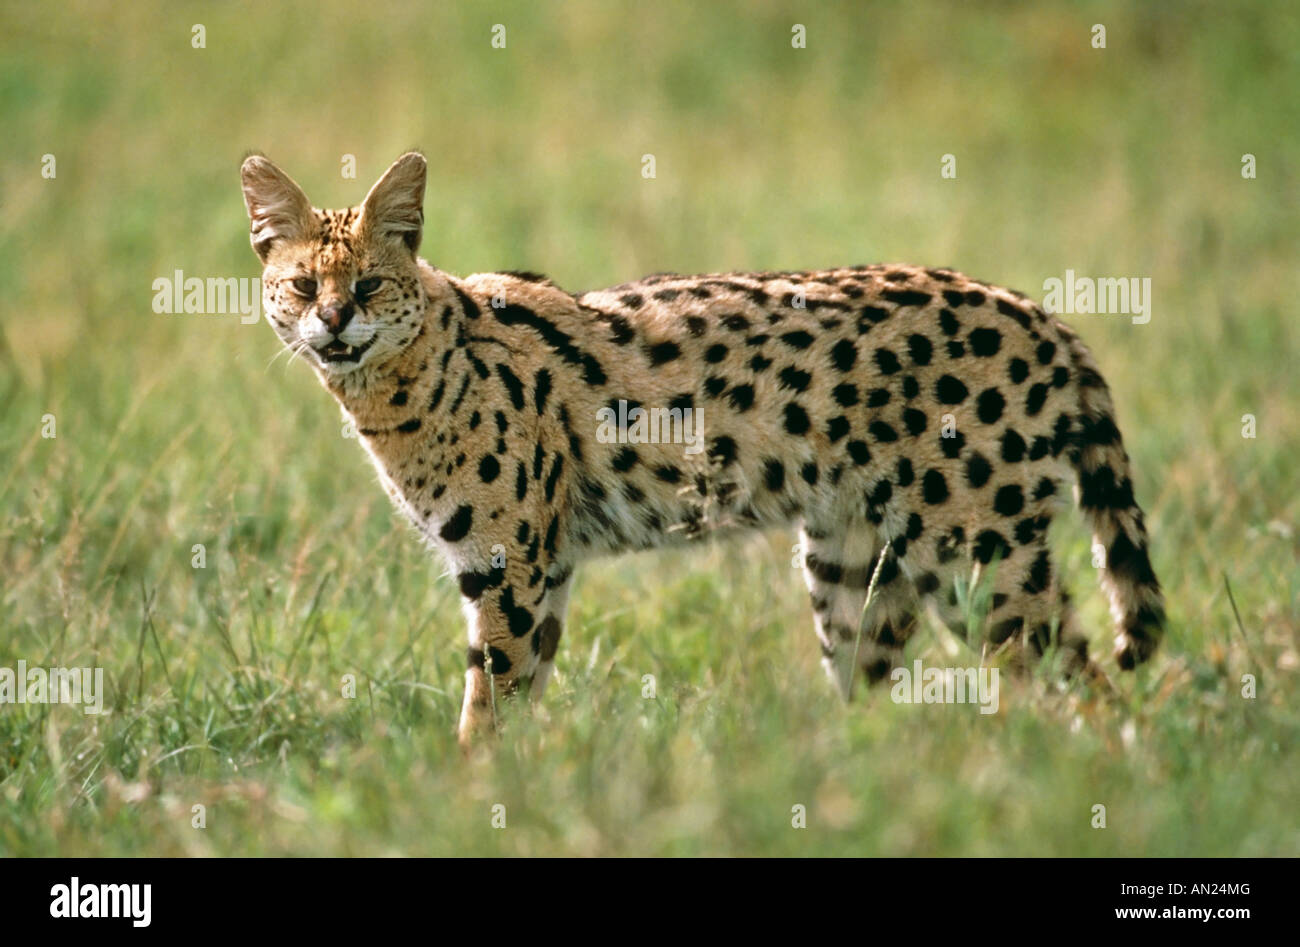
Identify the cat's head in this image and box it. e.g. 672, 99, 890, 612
240, 152, 429, 377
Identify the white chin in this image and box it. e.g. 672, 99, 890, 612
320, 356, 367, 375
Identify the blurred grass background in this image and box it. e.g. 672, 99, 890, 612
0, 0, 1297, 855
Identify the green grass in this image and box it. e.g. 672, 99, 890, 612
1, 0, 1298, 856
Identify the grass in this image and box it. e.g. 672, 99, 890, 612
1, 0, 1298, 856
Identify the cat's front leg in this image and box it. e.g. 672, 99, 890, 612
454, 552, 572, 747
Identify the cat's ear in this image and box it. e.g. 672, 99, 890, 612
360, 152, 426, 254
240, 155, 316, 262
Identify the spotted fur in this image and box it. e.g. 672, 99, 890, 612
241, 152, 1164, 744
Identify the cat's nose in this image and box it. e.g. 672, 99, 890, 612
319, 300, 354, 335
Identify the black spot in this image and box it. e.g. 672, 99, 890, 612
1029, 437, 1051, 460
647, 340, 681, 365
396, 418, 421, 433
780, 330, 815, 350
612, 447, 639, 472
778, 366, 812, 392
883, 289, 932, 307
874, 348, 902, 374
467, 644, 512, 674
922, 470, 949, 504
869, 479, 892, 506
654, 465, 682, 483
907, 334, 933, 365
906, 512, 924, 539
942, 290, 965, 308
534, 614, 562, 660
533, 368, 552, 415
902, 408, 927, 436
973, 529, 1011, 564
458, 567, 503, 601
1025, 383, 1049, 416
847, 440, 871, 465
478, 455, 501, 483
996, 298, 1032, 328
896, 457, 915, 486
704, 376, 727, 397
762, 458, 785, 491
977, 388, 1005, 423
603, 316, 634, 346
390, 390, 408, 407
830, 339, 857, 372
515, 462, 528, 500
965, 290, 985, 306
827, 416, 850, 442
946, 341, 966, 358
723, 314, 751, 332
685, 315, 707, 336
832, 383, 859, 406
621, 293, 644, 309
495, 363, 525, 410
806, 554, 843, 585
966, 452, 992, 487
994, 484, 1025, 516
1032, 477, 1057, 500
705, 344, 728, 363
1023, 549, 1052, 594
1052, 365, 1069, 388
440, 505, 474, 542
870, 421, 899, 443
1108, 531, 1158, 586
784, 402, 811, 435
1008, 358, 1030, 384
939, 309, 961, 335
544, 454, 565, 502
867, 388, 890, 407
940, 430, 966, 459
1000, 429, 1026, 462
935, 375, 969, 404
1036, 340, 1057, 365
968, 327, 1001, 357
915, 572, 940, 595
801, 462, 820, 485
453, 285, 481, 319
709, 436, 737, 466
727, 384, 756, 412
902, 376, 920, 399
1053, 413, 1077, 455
498, 586, 534, 638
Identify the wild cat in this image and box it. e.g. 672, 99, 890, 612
240, 152, 1163, 744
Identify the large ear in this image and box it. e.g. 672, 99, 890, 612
240, 155, 316, 262
359, 152, 427, 253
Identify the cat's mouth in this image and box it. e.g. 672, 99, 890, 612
317, 337, 375, 364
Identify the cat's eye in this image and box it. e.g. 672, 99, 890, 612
291, 277, 317, 297
355, 276, 383, 299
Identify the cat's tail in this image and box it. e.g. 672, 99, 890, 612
1056, 320, 1165, 668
